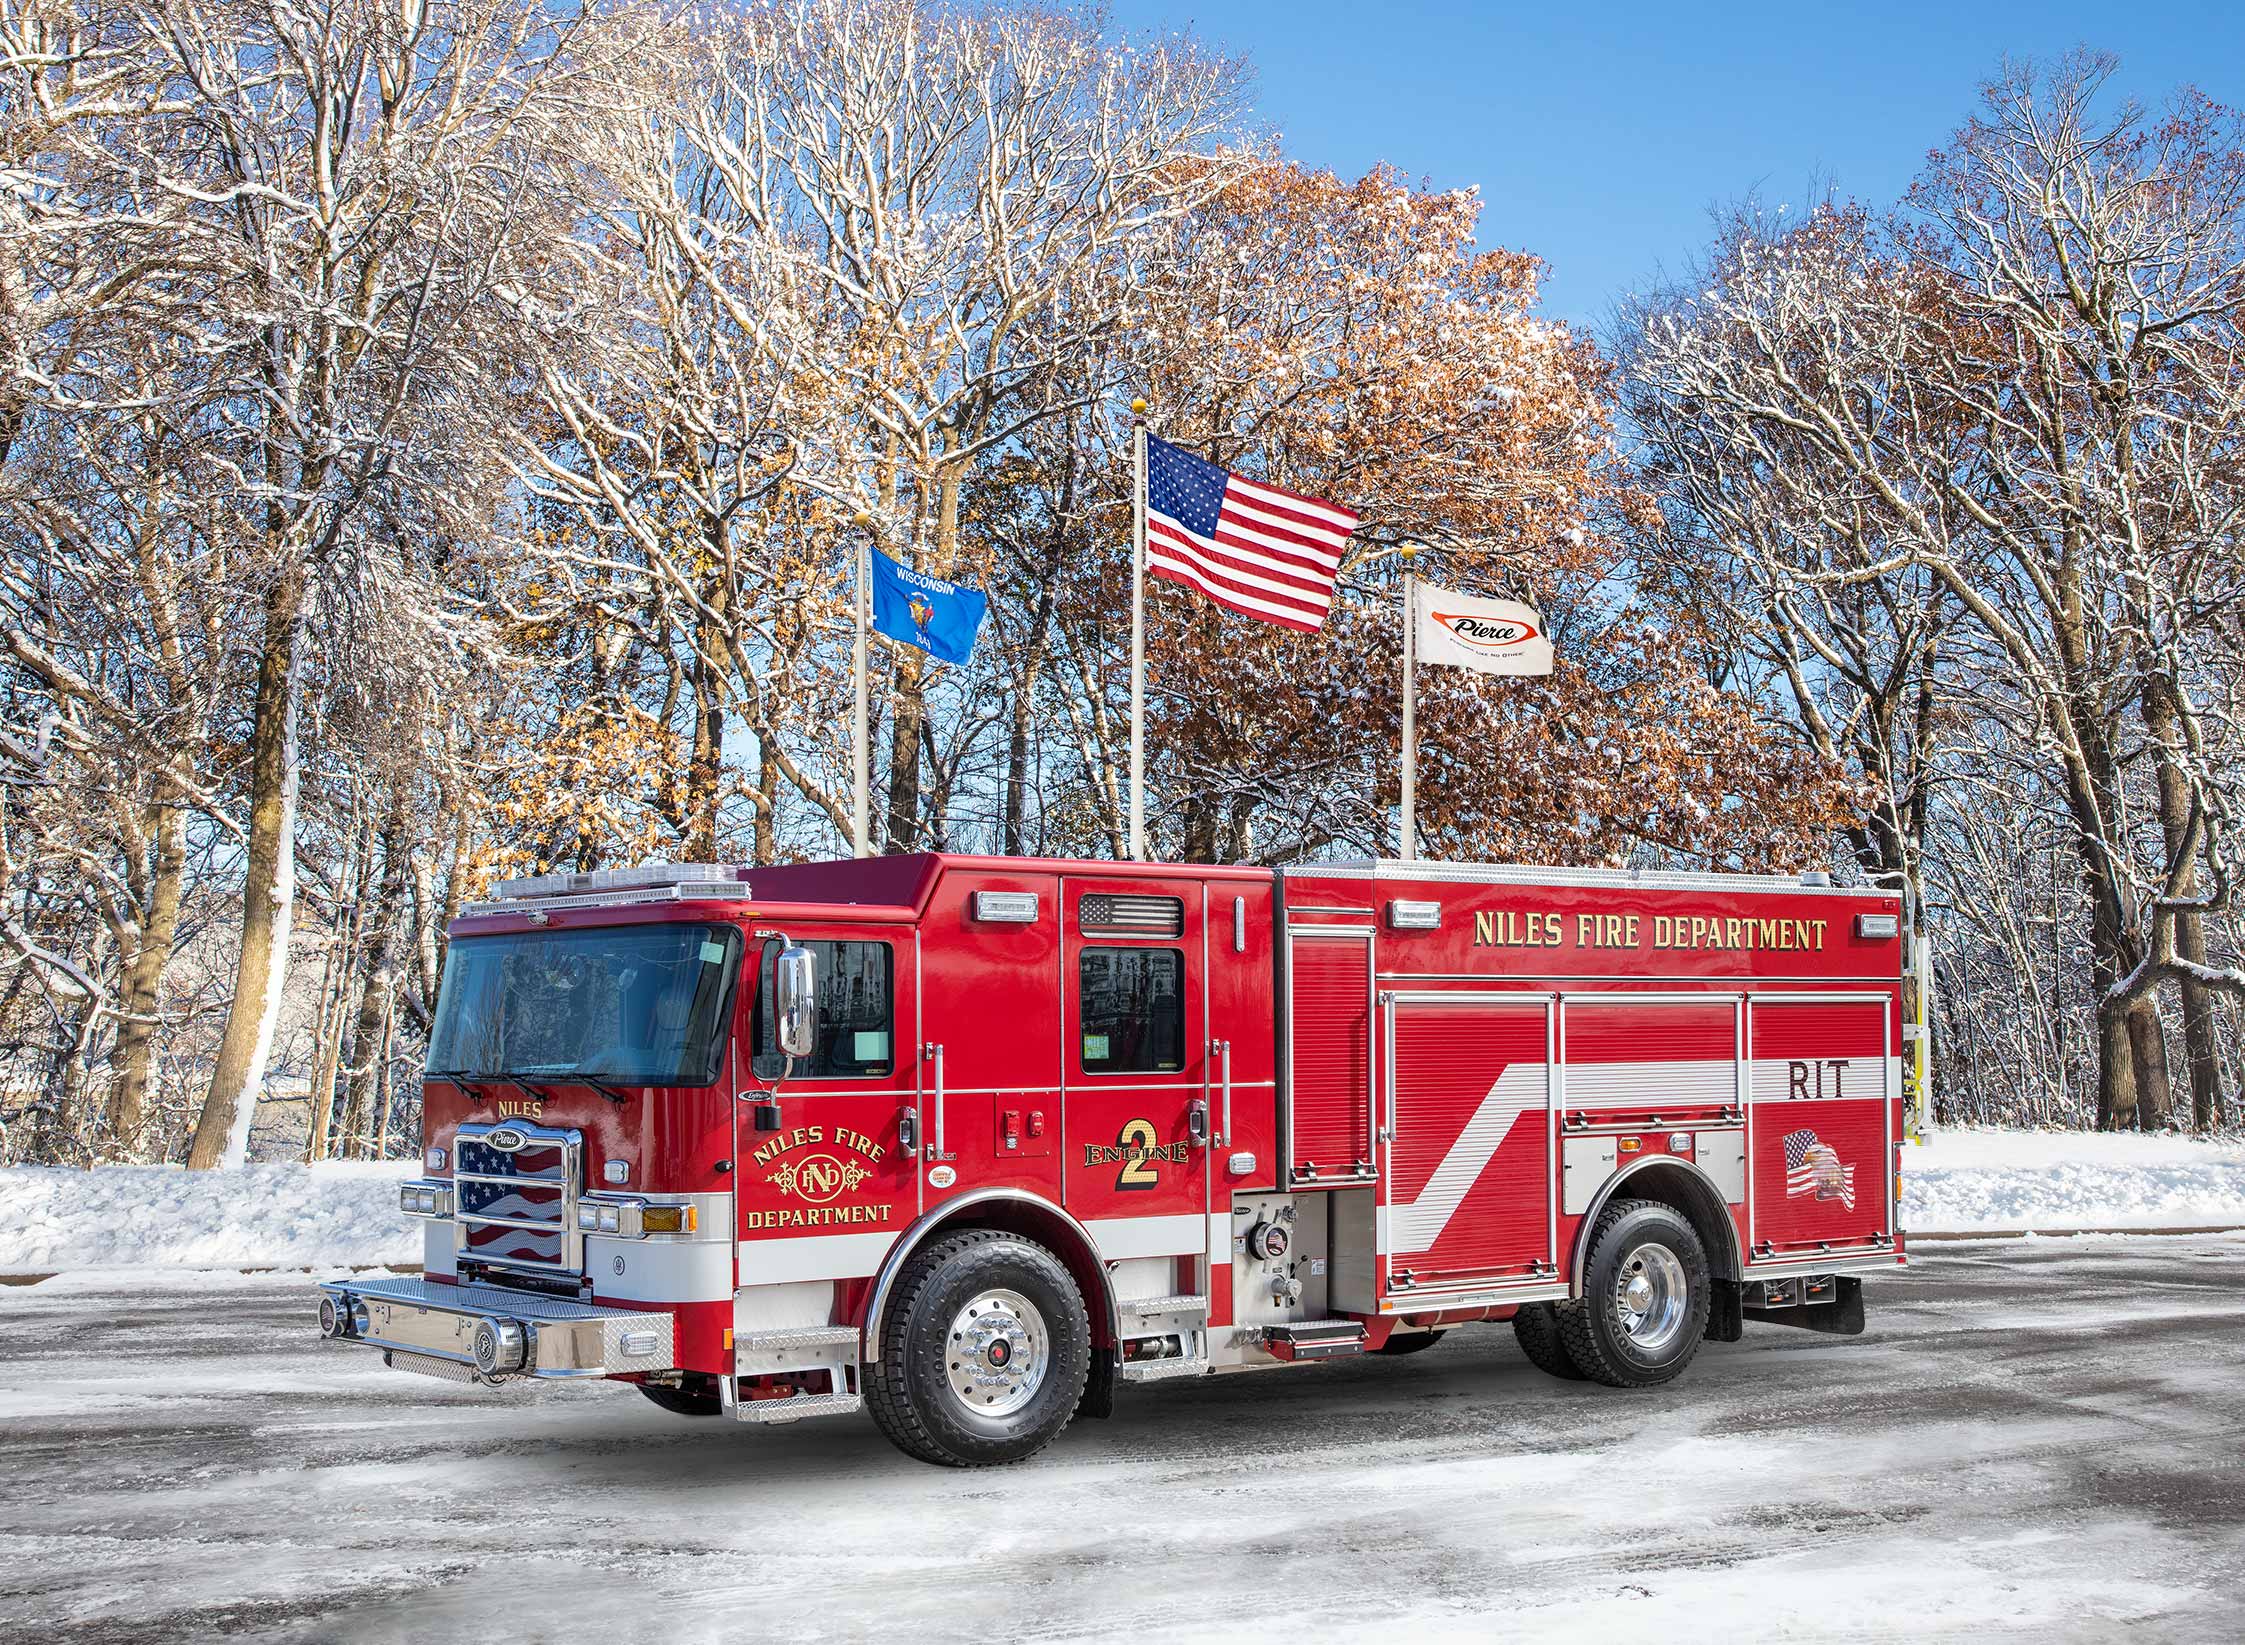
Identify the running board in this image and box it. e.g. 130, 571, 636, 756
1264, 1319, 1368, 1362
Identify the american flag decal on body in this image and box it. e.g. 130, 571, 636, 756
1782, 1127, 1856, 1211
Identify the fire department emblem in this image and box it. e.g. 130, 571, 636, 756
769, 1153, 871, 1205
1782, 1128, 1855, 1210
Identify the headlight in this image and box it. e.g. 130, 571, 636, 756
597, 1205, 620, 1233
577, 1204, 599, 1232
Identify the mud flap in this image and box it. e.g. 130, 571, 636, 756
1077, 1347, 1116, 1420
1706, 1279, 1745, 1343
1743, 1276, 1865, 1336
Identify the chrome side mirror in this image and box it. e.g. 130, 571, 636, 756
774, 944, 817, 1060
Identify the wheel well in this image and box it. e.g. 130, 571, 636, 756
859, 1193, 1118, 1361
1570, 1160, 1742, 1296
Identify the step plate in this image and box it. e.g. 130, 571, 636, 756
1265, 1319, 1368, 1362
735, 1391, 864, 1425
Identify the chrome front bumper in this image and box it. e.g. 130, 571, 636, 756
317, 1276, 675, 1381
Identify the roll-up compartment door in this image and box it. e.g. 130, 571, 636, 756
1561, 997, 1737, 1115
1286, 932, 1373, 1184
1386, 996, 1552, 1289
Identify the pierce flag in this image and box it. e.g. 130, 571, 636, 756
1412, 581, 1554, 676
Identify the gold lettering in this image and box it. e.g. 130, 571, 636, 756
1475, 910, 1494, 945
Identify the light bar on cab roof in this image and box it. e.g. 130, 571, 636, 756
494, 863, 753, 900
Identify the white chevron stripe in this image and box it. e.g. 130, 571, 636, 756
1391, 1062, 1547, 1254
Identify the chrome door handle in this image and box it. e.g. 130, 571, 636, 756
898, 1105, 919, 1157
924, 1042, 951, 1160
1218, 1038, 1232, 1146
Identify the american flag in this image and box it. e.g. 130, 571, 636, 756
1143, 434, 1357, 632
1078, 893, 1183, 937
1782, 1127, 1856, 1211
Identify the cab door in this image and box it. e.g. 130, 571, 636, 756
733, 927, 920, 1285
1060, 877, 1210, 1259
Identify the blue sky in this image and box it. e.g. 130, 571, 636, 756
1119, 1, 2244, 332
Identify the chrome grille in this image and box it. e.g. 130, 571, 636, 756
453, 1121, 583, 1275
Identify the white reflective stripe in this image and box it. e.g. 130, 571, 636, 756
1085, 1213, 1206, 1260
1564, 1059, 1735, 1107
1747, 1056, 1886, 1103
740, 1231, 897, 1284
1391, 1062, 1546, 1255
592, 1234, 733, 1303
1207, 1212, 1231, 1268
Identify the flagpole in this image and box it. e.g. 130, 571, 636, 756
850, 510, 871, 858
1128, 399, 1148, 861
1400, 542, 1418, 862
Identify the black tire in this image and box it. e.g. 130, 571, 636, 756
1555, 1198, 1711, 1389
638, 1377, 722, 1417
1511, 1302, 1589, 1380
865, 1229, 1092, 1468
1372, 1329, 1446, 1357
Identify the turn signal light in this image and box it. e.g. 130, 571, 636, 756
640, 1205, 696, 1235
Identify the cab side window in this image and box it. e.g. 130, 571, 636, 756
1078, 948, 1184, 1073
752, 939, 895, 1080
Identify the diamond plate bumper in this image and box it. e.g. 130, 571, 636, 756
319, 1276, 674, 1380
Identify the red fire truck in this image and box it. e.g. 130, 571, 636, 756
318, 854, 1906, 1467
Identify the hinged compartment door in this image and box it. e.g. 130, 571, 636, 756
1384, 993, 1553, 1292
1285, 929, 1374, 1185
1746, 995, 1892, 1254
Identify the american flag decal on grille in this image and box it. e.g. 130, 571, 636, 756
1078, 893, 1183, 937
1782, 1127, 1856, 1211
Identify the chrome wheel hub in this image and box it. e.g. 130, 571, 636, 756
1612, 1242, 1688, 1353
946, 1289, 1049, 1420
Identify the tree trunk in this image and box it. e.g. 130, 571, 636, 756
108, 798, 186, 1154
187, 571, 309, 1170
885, 644, 926, 850
2143, 672, 2227, 1130
2094, 992, 2137, 1131
342, 803, 409, 1159
684, 550, 730, 860
2125, 999, 2174, 1131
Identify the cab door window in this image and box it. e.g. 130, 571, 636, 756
751, 939, 895, 1080
1078, 948, 1184, 1074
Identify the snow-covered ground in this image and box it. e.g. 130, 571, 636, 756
1901, 1128, 2245, 1233
3, 1129, 2242, 1274
0, 1160, 416, 1274
3, 1239, 2242, 1642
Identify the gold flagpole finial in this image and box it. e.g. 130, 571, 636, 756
1130, 398, 1148, 417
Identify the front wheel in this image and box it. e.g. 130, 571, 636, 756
1554, 1199, 1711, 1389
865, 1229, 1092, 1468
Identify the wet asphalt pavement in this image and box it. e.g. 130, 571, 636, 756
2, 1236, 2242, 1643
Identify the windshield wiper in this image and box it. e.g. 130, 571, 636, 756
569, 1069, 632, 1106
493, 1073, 556, 1106
426, 1069, 489, 1103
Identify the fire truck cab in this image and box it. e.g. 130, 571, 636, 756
319, 853, 1906, 1467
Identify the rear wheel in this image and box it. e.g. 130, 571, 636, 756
1511, 1302, 1588, 1380
1555, 1199, 1711, 1389
865, 1229, 1092, 1468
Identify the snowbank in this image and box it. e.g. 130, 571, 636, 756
4, 1130, 2244, 1273
0, 1161, 417, 1274
1901, 1128, 2245, 1233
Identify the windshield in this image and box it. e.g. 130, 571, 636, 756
427, 923, 744, 1087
